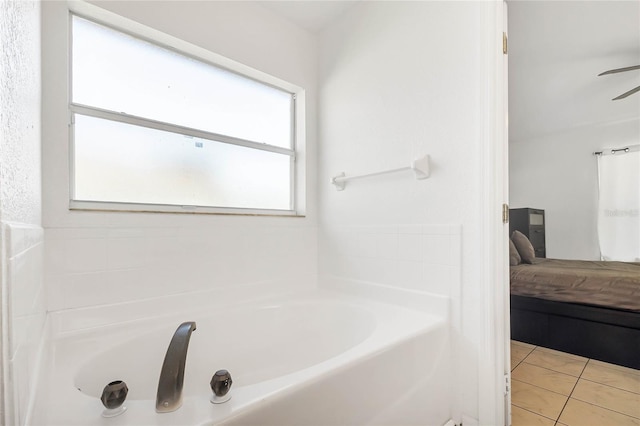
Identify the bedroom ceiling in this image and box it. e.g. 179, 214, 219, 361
508, 0, 640, 143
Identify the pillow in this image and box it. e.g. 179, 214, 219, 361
511, 230, 535, 264
509, 238, 521, 266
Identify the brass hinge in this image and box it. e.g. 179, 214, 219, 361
502, 204, 509, 224
503, 32, 508, 55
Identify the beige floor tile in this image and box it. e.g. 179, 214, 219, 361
512, 363, 578, 396
511, 379, 568, 420
558, 398, 640, 426
588, 359, 640, 376
582, 360, 640, 394
535, 346, 588, 362
511, 405, 555, 426
572, 379, 640, 419
524, 347, 587, 377
512, 340, 536, 350
512, 342, 536, 369
512, 353, 526, 370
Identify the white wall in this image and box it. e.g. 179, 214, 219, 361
41, 1, 319, 312
0, 0, 41, 226
318, 2, 501, 422
0, 1, 45, 424
510, 118, 640, 260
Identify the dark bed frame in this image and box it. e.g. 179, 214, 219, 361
511, 294, 640, 370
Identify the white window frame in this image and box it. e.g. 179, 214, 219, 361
67, 2, 305, 216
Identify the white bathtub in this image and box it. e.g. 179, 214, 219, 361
32, 288, 451, 425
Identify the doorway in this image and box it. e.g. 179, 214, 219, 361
506, 2, 640, 425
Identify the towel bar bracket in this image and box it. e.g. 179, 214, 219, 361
331, 172, 347, 191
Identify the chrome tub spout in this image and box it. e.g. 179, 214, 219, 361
156, 321, 196, 413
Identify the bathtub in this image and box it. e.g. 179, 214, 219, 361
32, 287, 451, 425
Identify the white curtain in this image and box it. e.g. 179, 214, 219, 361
597, 146, 640, 261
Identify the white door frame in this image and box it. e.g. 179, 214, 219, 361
477, 1, 510, 425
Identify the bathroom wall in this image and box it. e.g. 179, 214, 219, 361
510, 118, 640, 260
0, 1, 45, 425
37, 1, 507, 423
41, 1, 318, 313
318, 1, 499, 422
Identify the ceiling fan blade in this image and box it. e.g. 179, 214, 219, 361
612, 85, 640, 100
598, 65, 640, 76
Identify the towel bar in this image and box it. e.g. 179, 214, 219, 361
330, 155, 430, 191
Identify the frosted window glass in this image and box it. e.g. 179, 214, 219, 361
72, 16, 292, 148
73, 115, 291, 210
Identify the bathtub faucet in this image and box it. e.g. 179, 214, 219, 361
156, 321, 197, 413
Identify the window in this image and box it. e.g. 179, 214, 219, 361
70, 15, 299, 214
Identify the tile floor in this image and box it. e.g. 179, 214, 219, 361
510, 340, 640, 426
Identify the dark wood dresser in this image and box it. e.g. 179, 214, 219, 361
509, 208, 546, 258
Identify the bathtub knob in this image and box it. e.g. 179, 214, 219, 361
101, 380, 128, 417
210, 370, 232, 404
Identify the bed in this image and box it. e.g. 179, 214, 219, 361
510, 258, 640, 369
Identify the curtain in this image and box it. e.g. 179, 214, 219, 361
597, 147, 640, 261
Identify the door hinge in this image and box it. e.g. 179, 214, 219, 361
503, 32, 508, 55
504, 373, 510, 395
502, 204, 509, 224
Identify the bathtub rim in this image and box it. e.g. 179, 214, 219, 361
48, 275, 449, 339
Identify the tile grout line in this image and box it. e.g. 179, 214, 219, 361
511, 377, 570, 422
555, 358, 590, 422
511, 344, 563, 423
569, 367, 640, 421
513, 403, 561, 424
511, 377, 570, 397
568, 396, 640, 421
518, 360, 582, 380
513, 359, 581, 397
520, 353, 586, 378
577, 359, 640, 419
512, 344, 582, 423
511, 343, 536, 371
579, 360, 640, 396
511, 353, 532, 371
578, 376, 640, 397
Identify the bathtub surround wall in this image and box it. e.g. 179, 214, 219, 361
318, 2, 506, 423
45, 225, 317, 311
1, 226, 45, 426
0, 1, 45, 425
41, 1, 319, 312
321, 225, 461, 317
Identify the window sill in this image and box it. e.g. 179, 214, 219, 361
69, 200, 303, 217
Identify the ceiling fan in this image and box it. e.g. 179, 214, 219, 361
598, 65, 640, 100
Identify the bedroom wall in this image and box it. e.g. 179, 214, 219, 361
41, 1, 318, 312
510, 118, 639, 260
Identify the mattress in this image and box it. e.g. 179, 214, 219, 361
510, 258, 640, 312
